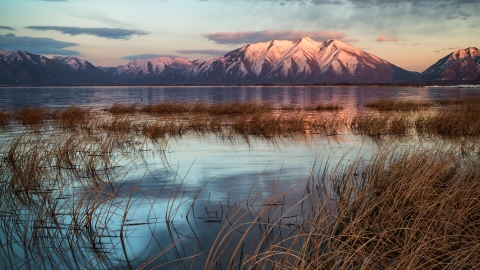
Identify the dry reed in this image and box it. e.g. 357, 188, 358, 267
281, 103, 344, 111
365, 98, 434, 111
51, 106, 92, 130
202, 144, 480, 269
0, 109, 11, 127
107, 102, 139, 114
351, 112, 413, 136
14, 107, 50, 126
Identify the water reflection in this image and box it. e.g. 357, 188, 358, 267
0, 128, 376, 269
1, 86, 479, 112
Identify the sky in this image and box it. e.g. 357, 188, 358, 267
0, 0, 479, 72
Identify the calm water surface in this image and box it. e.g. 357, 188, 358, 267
1, 85, 478, 111
0, 86, 479, 269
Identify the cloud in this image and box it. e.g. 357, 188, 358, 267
376, 34, 398, 42
176, 49, 229, 56
26, 26, 149, 40
0, 33, 79, 55
202, 30, 353, 44
122, 54, 180, 61
0, 26, 15, 31
446, 12, 472, 20
239, 0, 479, 7
316, 0, 478, 7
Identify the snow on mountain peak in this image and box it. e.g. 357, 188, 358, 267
115, 56, 193, 77
53, 56, 88, 71
448, 47, 480, 61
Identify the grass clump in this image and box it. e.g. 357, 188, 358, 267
416, 96, 480, 137
107, 102, 138, 114
365, 98, 434, 111
51, 106, 92, 130
0, 109, 11, 127
351, 112, 413, 136
14, 107, 50, 126
281, 103, 344, 111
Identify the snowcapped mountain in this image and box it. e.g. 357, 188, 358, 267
420, 47, 480, 81
186, 38, 417, 83
52, 56, 113, 84
103, 56, 194, 83
0, 49, 113, 85
52, 56, 90, 71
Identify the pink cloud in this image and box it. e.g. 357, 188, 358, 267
376, 34, 398, 42
202, 30, 355, 44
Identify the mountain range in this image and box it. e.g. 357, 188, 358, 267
1, 38, 479, 85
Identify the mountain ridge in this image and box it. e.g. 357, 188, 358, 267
420, 47, 480, 82
1, 38, 479, 85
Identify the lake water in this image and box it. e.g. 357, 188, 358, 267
1, 85, 478, 111
0, 85, 479, 269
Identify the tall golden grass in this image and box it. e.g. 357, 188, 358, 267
365, 98, 434, 111
200, 144, 480, 269
0, 109, 11, 127
2, 103, 480, 268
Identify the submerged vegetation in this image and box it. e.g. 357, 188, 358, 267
1, 97, 480, 269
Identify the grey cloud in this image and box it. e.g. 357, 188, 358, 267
176, 49, 229, 56
0, 34, 79, 55
324, 0, 477, 6
446, 12, 472, 20
227, 0, 478, 7
0, 26, 15, 31
122, 54, 180, 61
26, 26, 148, 40
202, 30, 353, 44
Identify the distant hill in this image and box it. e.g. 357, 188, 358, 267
100, 56, 194, 84
420, 47, 480, 83
0, 49, 112, 85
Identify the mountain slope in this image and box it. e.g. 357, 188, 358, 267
186, 38, 417, 83
104, 56, 194, 84
420, 47, 480, 81
52, 56, 113, 84
0, 49, 113, 85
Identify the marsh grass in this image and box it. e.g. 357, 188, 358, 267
351, 112, 413, 136
2, 110, 480, 269
14, 107, 50, 126
107, 102, 139, 114
365, 98, 434, 111
0, 109, 11, 127
281, 103, 344, 111
199, 144, 480, 269
415, 96, 480, 137
52, 106, 92, 130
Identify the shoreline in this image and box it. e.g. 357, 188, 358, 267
1, 83, 480, 88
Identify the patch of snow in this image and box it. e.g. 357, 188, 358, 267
116, 56, 193, 76
331, 60, 343, 75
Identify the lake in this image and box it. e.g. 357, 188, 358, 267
0, 85, 479, 269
